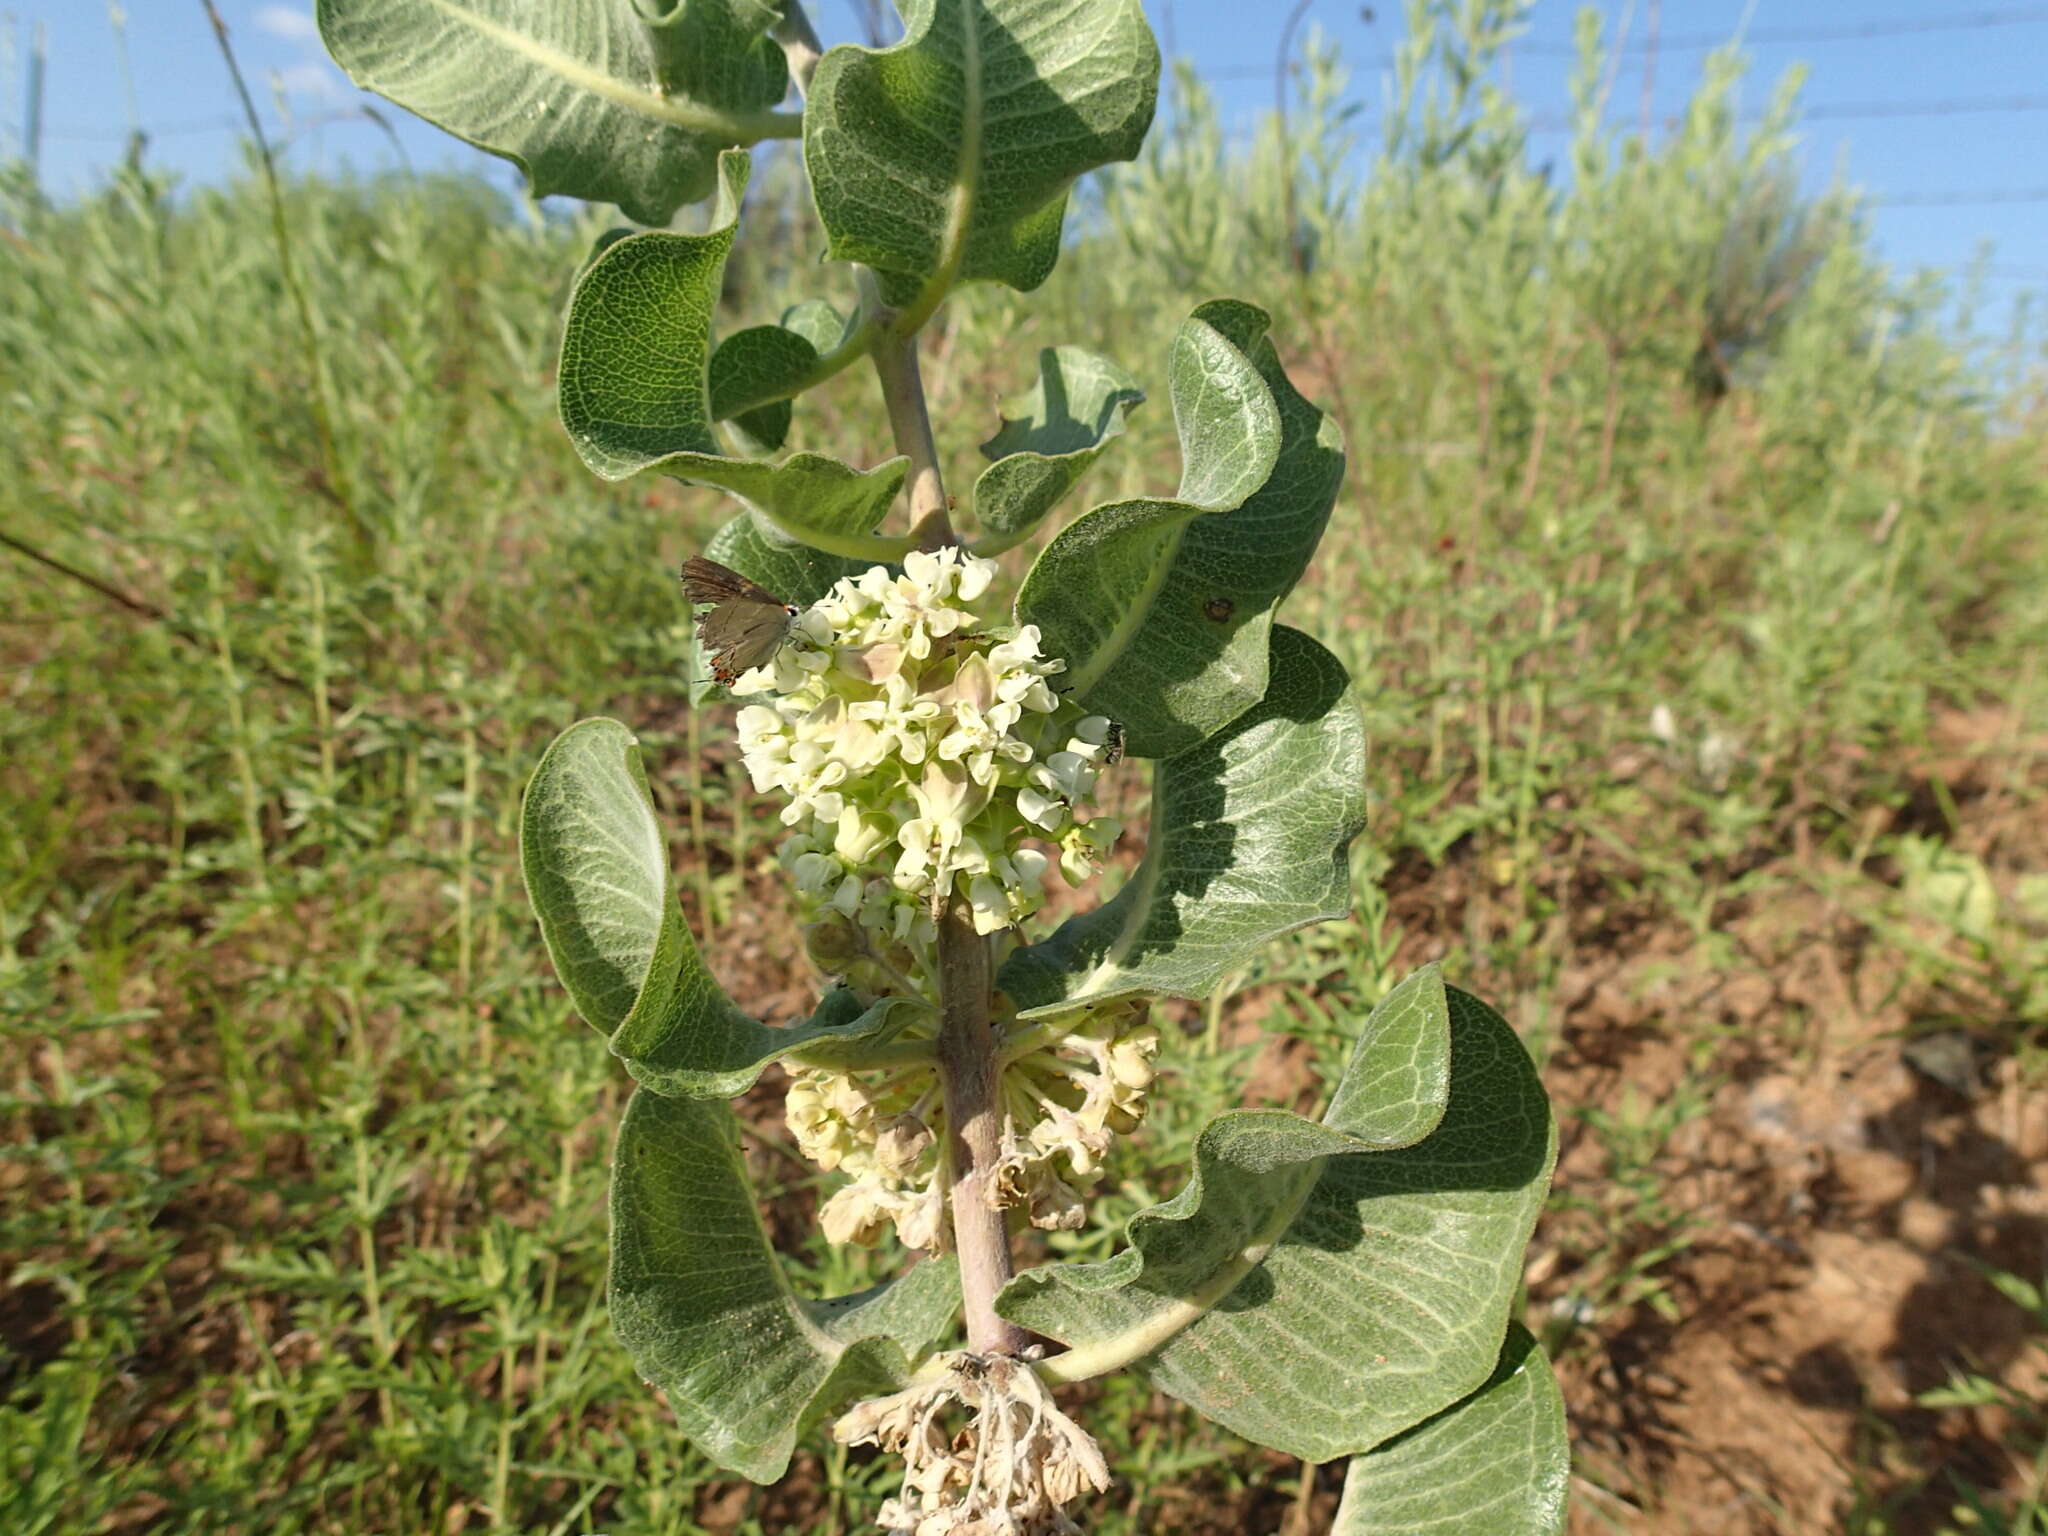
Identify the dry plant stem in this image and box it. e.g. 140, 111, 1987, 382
934, 904, 1029, 1356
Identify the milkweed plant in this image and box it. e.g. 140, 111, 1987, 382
317, 1, 1565, 1529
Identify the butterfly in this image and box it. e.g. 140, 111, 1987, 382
681, 556, 801, 688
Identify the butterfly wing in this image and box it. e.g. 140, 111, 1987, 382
681, 556, 787, 608
681, 557, 798, 684
712, 610, 798, 682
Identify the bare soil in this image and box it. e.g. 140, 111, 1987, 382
1508, 708, 2045, 1535
685, 702, 2048, 1535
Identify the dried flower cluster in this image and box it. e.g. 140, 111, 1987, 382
834, 1353, 1111, 1536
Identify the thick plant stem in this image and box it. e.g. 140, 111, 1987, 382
934, 904, 1028, 1356
870, 323, 956, 548
869, 281, 1009, 1345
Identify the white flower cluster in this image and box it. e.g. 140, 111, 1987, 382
784, 1003, 1158, 1252
735, 548, 1121, 949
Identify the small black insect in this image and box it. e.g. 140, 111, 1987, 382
1103, 720, 1127, 766
1202, 596, 1235, 623
681, 556, 800, 687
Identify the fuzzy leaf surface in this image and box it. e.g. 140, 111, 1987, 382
969, 347, 1145, 550
999, 626, 1362, 1019
1016, 300, 1343, 759
520, 717, 899, 1096
804, 0, 1159, 308
610, 1088, 959, 1481
316, 0, 791, 225
713, 300, 856, 454
559, 154, 908, 558
702, 508, 876, 605
1000, 978, 1555, 1463
1335, 1326, 1569, 1536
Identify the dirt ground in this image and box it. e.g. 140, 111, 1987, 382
1539, 932, 2046, 1533
1413, 707, 2045, 1535
687, 704, 2048, 1535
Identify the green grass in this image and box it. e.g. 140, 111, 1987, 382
3, 16, 2046, 1533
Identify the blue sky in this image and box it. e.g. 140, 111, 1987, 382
9, 1, 2047, 315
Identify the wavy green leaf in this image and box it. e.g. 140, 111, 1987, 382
611, 1088, 959, 1481
316, 0, 795, 225
804, 0, 1159, 313
1016, 300, 1343, 759
713, 299, 857, 454
968, 346, 1145, 553
558, 153, 909, 558
684, 453, 910, 555
1335, 1326, 1570, 1536
557, 150, 746, 476
1002, 979, 1556, 1464
519, 717, 904, 1096
999, 627, 1362, 1020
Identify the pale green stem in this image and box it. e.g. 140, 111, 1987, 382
1031, 1155, 1328, 1387
772, 0, 825, 97
458, 700, 479, 1038
207, 565, 268, 893
870, 318, 956, 549
200, 1, 368, 560
492, 1327, 517, 1526
300, 535, 337, 824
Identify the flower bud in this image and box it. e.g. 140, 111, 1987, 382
833, 804, 893, 864
1107, 1022, 1159, 1090
912, 758, 992, 834
967, 873, 1014, 935
1044, 749, 1097, 800
1016, 786, 1066, 832
803, 917, 862, 974
837, 641, 906, 684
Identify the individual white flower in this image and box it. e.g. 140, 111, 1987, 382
1057, 817, 1121, 885
820, 1181, 899, 1247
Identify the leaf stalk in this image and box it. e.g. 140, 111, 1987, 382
868, 301, 957, 548
771, 0, 825, 98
